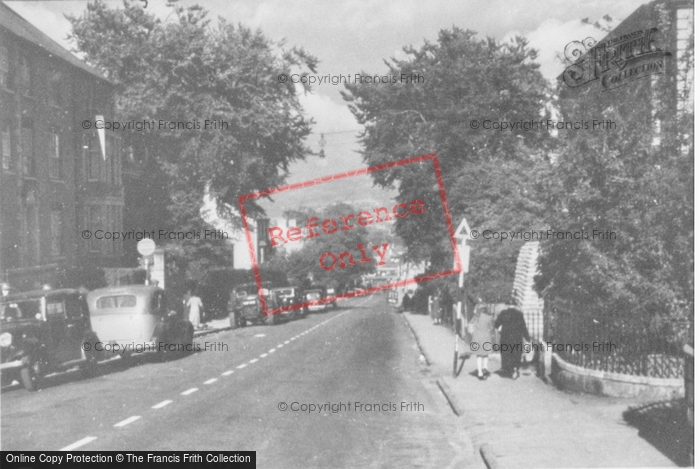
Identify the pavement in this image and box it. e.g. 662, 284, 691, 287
193, 317, 230, 337
402, 311, 680, 469
3, 295, 476, 468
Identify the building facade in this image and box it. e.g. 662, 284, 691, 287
0, 4, 124, 290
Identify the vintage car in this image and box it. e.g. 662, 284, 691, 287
303, 285, 329, 313
87, 285, 194, 361
228, 282, 281, 328
0, 288, 101, 391
271, 286, 305, 320
325, 287, 338, 309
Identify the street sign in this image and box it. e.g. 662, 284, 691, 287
137, 238, 156, 257
454, 217, 471, 241
458, 243, 470, 273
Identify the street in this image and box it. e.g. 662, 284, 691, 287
1, 294, 473, 468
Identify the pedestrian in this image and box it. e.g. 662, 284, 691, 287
182, 290, 192, 321
468, 303, 495, 380
186, 289, 204, 329
429, 292, 441, 325
401, 291, 412, 312
440, 287, 454, 325
495, 306, 530, 379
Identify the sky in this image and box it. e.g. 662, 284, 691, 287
5, 0, 649, 217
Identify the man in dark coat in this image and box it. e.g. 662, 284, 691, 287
495, 306, 530, 379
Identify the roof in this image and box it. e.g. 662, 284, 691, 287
0, 3, 111, 83
1, 288, 82, 302
87, 285, 161, 297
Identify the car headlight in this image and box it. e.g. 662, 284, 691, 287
0, 332, 12, 347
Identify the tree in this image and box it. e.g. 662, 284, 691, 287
268, 203, 384, 290
342, 28, 553, 301
67, 0, 318, 282
535, 8, 693, 333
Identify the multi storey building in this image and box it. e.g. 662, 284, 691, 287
0, 3, 123, 290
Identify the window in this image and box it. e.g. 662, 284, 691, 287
1, 126, 10, 171
47, 300, 66, 318
0, 46, 9, 89
49, 69, 62, 107
88, 135, 101, 180
96, 295, 137, 310
19, 56, 31, 96
48, 132, 60, 179
50, 210, 63, 257
21, 125, 34, 176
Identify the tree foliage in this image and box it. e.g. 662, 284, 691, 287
266, 203, 391, 291
342, 28, 552, 301
535, 8, 694, 328
67, 0, 318, 281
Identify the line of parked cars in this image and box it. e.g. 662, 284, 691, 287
227, 283, 338, 329
1, 281, 342, 392
0, 285, 193, 391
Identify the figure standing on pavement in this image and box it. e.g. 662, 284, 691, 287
429, 291, 441, 325
495, 306, 530, 379
469, 304, 495, 380
440, 287, 454, 325
186, 289, 204, 330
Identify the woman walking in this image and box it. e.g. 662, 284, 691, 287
495, 306, 530, 379
469, 304, 495, 380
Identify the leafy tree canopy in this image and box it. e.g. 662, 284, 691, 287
67, 0, 318, 280
342, 27, 553, 301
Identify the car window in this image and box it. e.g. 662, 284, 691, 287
47, 300, 65, 318
1, 299, 42, 321
96, 295, 137, 309
0, 303, 23, 321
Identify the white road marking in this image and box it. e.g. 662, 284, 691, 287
254, 334, 266, 337
60, 436, 97, 451
259, 353, 268, 358
181, 388, 199, 396
114, 416, 141, 427
268, 348, 276, 353
249, 358, 258, 364
152, 400, 172, 409
222, 370, 234, 376
204, 378, 217, 385
277, 344, 284, 348
284, 340, 290, 344
237, 364, 247, 369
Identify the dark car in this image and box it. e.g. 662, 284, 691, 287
272, 286, 305, 320
303, 285, 329, 313
228, 282, 281, 328
87, 285, 194, 362
0, 289, 101, 391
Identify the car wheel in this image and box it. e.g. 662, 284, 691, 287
265, 312, 278, 326
80, 349, 99, 379
229, 312, 238, 330
20, 361, 41, 391
121, 352, 135, 367
182, 326, 194, 355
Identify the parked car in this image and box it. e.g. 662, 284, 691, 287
272, 286, 305, 320
0, 288, 100, 391
228, 282, 281, 328
325, 287, 338, 309
87, 285, 194, 362
303, 285, 328, 313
